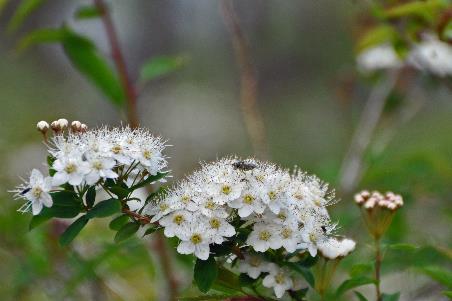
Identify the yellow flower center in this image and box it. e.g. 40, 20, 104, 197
173, 214, 184, 225
159, 203, 169, 211
314, 199, 322, 206
190, 234, 202, 244
111, 145, 122, 154
181, 195, 190, 204
31, 187, 42, 198
243, 194, 254, 205
281, 228, 292, 239
275, 272, 285, 284
309, 233, 317, 243
249, 257, 261, 267
268, 191, 277, 201
205, 200, 215, 209
92, 161, 103, 170
294, 193, 304, 201
221, 185, 231, 195
210, 218, 221, 229
277, 212, 287, 221
64, 163, 77, 174
259, 230, 271, 241
143, 150, 152, 159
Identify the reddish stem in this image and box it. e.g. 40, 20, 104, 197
93, 0, 139, 128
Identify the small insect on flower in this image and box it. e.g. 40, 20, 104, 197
232, 160, 257, 171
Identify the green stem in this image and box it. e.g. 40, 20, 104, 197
375, 237, 382, 301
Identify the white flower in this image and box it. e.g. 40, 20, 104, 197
408, 35, 452, 77
206, 217, 235, 244
52, 156, 90, 186
13, 169, 53, 215
246, 223, 280, 252
357, 44, 402, 73
298, 221, 323, 257
238, 254, 271, 279
272, 224, 301, 253
176, 221, 213, 260
159, 210, 194, 238
229, 190, 266, 217
262, 265, 294, 299
85, 156, 118, 185
318, 237, 356, 259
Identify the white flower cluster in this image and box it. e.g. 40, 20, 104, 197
13, 121, 168, 215
356, 35, 452, 77
355, 190, 403, 210
238, 254, 301, 298
146, 157, 346, 261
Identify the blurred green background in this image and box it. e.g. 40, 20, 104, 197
0, 1, 451, 300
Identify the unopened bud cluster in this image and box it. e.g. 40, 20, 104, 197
37, 118, 88, 135
355, 190, 403, 211
355, 189, 403, 240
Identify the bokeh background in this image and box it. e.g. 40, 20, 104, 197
0, 1, 451, 300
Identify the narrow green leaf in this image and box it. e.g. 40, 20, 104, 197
109, 214, 129, 230
350, 263, 373, 278
51, 190, 79, 205
194, 256, 218, 293
7, 0, 47, 33
109, 186, 129, 199
62, 29, 125, 106
17, 28, 67, 51
381, 292, 400, 301
357, 25, 398, 52
387, 243, 419, 252
215, 266, 241, 292
354, 291, 369, 301
336, 277, 376, 297
419, 266, 452, 287
85, 186, 96, 208
139, 55, 187, 82
130, 172, 168, 190
384, 0, 446, 19
238, 274, 254, 287
178, 295, 242, 301
114, 222, 139, 243
59, 215, 89, 246
86, 198, 120, 218
74, 5, 102, 19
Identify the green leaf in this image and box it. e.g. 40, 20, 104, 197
384, 0, 447, 19
336, 277, 376, 297
59, 215, 89, 246
238, 274, 254, 287
114, 222, 139, 243
109, 186, 130, 199
63, 30, 125, 106
143, 225, 158, 237
7, 0, 47, 33
17, 28, 68, 51
130, 172, 168, 190
381, 292, 400, 301
354, 291, 369, 301
139, 55, 187, 82
215, 266, 241, 292
357, 25, 398, 52
86, 198, 120, 218
286, 262, 315, 287
85, 186, 96, 208
109, 214, 129, 231
194, 256, 218, 293
443, 291, 452, 298
387, 243, 419, 252
419, 266, 452, 287
74, 5, 102, 19
178, 295, 241, 301
350, 263, 373, 278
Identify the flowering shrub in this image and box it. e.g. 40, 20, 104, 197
11, 120, 363, 300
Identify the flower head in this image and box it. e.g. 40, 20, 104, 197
13, 169, 53, 215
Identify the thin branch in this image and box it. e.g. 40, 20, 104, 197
93, 1, 178, 299
339, 70, 399, 194
93, 0, 139, 128
220, 0, 269, 160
